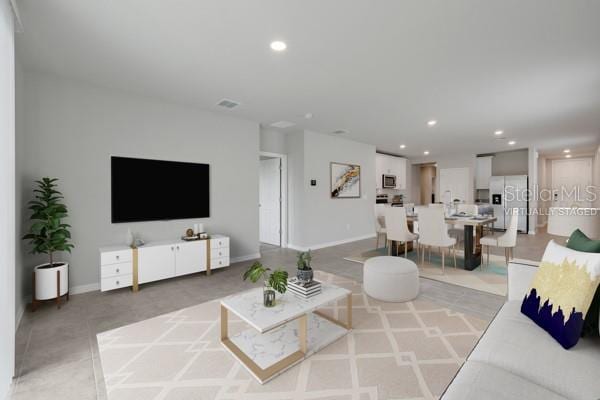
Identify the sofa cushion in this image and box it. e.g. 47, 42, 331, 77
469, 301, 600, 400
521, 240, 600, 348
442, 361, 567, 400
566, 229, 600, 337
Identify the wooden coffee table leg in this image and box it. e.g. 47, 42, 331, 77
298, 314, 307, 354
346, 293, 352, 329
220, 305, 228, 340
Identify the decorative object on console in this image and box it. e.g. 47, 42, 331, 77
330, 162, 361, 198
242, 262, 288, 307
296, 250, 313, 283
521, 240, 600, 349
566, 228, 600, 337
126, 228, 134, 247
22, 177, 74, 310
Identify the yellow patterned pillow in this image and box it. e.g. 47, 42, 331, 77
521, 240, 600, 349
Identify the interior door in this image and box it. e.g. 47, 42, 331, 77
175, 241, 207, 276
259, 157, 281, 246
138, 244, 175, 284
552, 158, 593, 207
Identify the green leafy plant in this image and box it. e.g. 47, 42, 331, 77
296, 250, 312, 270
243, 262, 288, 294
22, 178, 74, 267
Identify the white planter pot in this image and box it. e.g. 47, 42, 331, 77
34, 262, 69, 301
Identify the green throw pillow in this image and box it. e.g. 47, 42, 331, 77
567, 229, 600, 337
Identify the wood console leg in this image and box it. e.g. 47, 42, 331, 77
56, 270, 61, 309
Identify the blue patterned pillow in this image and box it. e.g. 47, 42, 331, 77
521, 241, 600, 349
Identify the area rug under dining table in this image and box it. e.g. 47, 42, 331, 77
96, 271, 490, 400
344, 248, 508, 296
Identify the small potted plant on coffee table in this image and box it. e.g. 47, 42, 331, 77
296, 250, 313, 284
243, 262, 288, 307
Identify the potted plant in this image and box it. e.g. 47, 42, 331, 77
296, 250, 313, 284
22, 178, 74, 309
243, 262, 288, 307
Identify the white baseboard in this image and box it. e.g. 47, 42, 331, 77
62, 252, 261, 296
15, 297, 27, 331
231, 253, 261, 263
70, 282, 100, 295
288, 233, 376, 252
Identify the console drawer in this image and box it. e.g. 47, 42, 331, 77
101, 249, 132, 266
210, 237, 229, 249
210, 256, 230, 270
101, 262, 132, 278
211, 247, 229, 259
101, 274, 132, 292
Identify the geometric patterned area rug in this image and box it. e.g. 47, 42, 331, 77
97, 271, 490, 400
344, 248, 508, 296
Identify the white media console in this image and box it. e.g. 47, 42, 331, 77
99, 235, 230, 292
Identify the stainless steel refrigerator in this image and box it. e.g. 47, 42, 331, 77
489, 175, 528, 232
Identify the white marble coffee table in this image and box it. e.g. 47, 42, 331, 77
220, 283, 352, 383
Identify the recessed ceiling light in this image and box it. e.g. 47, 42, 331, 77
331, 129, 348, 135
563, 149, 571, 153
270, 41, 287, 51
494, 130, 504, 135
304, 113, 313, 119
565, 154, 572, 158
400, 144, 406, 149
424, 151, 430, 155
427, 120, 437, 127
508, 140, 516, 146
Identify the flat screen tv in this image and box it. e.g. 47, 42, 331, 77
111, 156, 209, 223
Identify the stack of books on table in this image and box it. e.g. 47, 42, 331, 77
287, 277, 322, 299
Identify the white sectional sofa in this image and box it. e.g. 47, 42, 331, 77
442, 261, 600, 400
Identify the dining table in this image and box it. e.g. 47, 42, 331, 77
398, 214, 497, 270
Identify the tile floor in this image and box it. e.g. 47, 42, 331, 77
9, 231, 551, 400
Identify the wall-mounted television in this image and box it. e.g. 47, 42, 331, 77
111, 156, 210, 223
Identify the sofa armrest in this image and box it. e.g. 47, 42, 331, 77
507, 260, 539, 302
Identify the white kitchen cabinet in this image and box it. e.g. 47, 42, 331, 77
138, 243, 176, 284
175, 241, 207, 276
376, 153, 407, 190
476, 156, 493, 189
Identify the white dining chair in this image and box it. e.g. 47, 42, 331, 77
384, 207, 419, 259
481, 209, 519, 266
374, 204, 387, 249
418, 206, 457, 272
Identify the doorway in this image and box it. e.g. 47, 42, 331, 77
259, 152, 287, 248
419, 164, 437, 204
551, 158, 593, 207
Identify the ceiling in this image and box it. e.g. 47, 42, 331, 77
15, 0, 600, 159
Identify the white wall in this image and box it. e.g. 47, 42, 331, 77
0, 0, 16, 395
17, 71, 260, 292
260, 127, 288, 154
491, 149, 528, 176
287, 131, 376, 249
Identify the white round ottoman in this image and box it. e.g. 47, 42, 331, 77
363, 256, 419, 302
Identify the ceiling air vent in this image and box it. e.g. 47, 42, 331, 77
331, 129, 348, 135
217, 99, 240, 109
270, 121, 296, 129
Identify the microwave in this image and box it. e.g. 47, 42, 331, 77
382, 174, 396, 188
